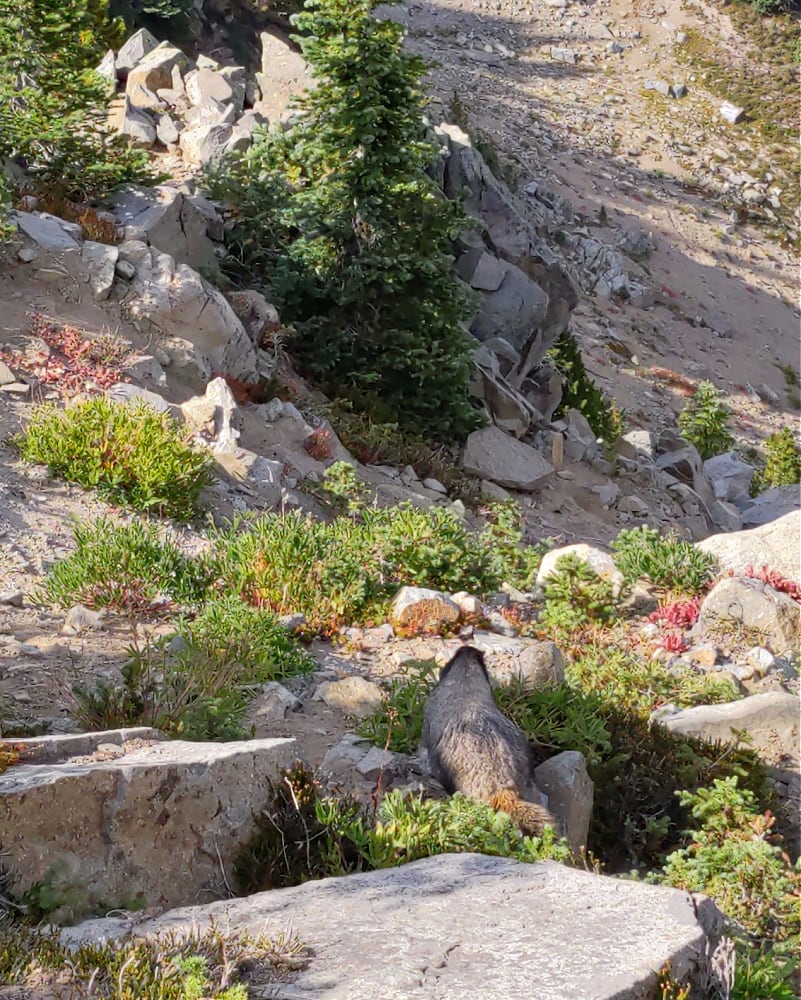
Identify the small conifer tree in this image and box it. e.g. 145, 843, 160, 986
0, 0, 150, 200
208, 0, 482, 440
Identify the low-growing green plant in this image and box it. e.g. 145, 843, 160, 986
0, 921, 305, 998
751, 427, 801, 494
319, 460, 371, 515
356, 659, 437, 753
677, 380, 735, 459
659, 777, 800, 944
15, 398, 213, 520
732, 945, 798, 1000
37, 517, 210, 611
612, 525, 717, 594
538, 554, 619, 635
210, 501, 543, 634
72, 595, 313, 739
235, 763, 572, 893
547, 329, 623, 443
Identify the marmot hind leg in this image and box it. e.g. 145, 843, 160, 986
489, 788, 556, 837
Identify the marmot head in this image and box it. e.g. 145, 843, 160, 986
438, 645, 491, 687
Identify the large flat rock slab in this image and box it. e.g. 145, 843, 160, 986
66, 854, 722, 999
696, 509, 800, 583
0, 736, 300, 918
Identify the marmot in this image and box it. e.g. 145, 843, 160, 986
421, 645, 556, 836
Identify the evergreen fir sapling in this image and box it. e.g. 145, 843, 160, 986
207, 0, 482, 441
0, 0, 150, 201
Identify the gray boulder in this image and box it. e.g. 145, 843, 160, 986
696, 510, 800, 583
63, 854, 724, 1000
462, 425, 554, 491
0, 734, 301, 918
694, 576, 800, 655
662, 691, 799, 765
112, 185, 217, 271
703, 451, 755, 504
534, 750, 594, 855
737, 485, 800, 527
113, 240, 258, 384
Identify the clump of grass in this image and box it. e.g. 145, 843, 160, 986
37, 517, 210, 612
0, 922, 306, 998
612, 526, 717, 594
72, 594, 314, 740
14, 398, 212, 520
538, 554, 619, 636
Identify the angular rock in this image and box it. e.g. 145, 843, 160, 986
703, 451, 754, 504
179, 122, 245, 166
462, 425, 554, 491
471, 350, 539, 438
694, 576, 800, 655
184, 67, 234, 108
115, 28, 160, 76
95, 49, 117, 95
125, 42, 189, 94
256, 31, 314, 121
64, 854, 724, 1000
537, 543, 625, 596
106, 383, 181, 418
737, 485, 800, 528
564, 408, 598, 462
9, 727, 165, 764
114, 240, 257, 384
227, 289, 281, 346
80, 240, 118, 301
155, 113, 182, 146
662, 692, 799, 764
356, 745, 399, 780
249, 681, 302, 724
720, 102, 745, 125
318, 676, 385, 719
62, 605, 105, 635
0, 736, 301, 918
12, 211, 81, 251
534, 750, 593, 855
112, 185, 217, 272
116, 97, 157, 147
616, 429, 656, 463
214, 449, 284, 505
468, 257, 549, 354
181, 376, 240, 453
391, 587, 461, 629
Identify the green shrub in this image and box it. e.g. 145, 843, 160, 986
547, 329, 623, 443
0, 922, 303, 998
15, 398, 213, 520
235, 763, 571, 893
210, 501, 543, 633
109, 0, 193, 39
660, 777, 800, 944
752, 428, 801, 494
677, 380, 735, 459
206, 0, 482, 441
37, 517, 209, 611
72, 595, 313, 740
0, 169, 14, 243
538, 554, 619, 634
612, 525, 717, 594
356, 659, 437, 753
0, 0, 152, 200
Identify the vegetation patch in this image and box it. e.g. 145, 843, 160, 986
0, 922, 306, 999
15, 398, 213, 521
235, 762, 571, 895
0, 0, 152, 201
547, 329, 623, 444
0, 314, 129, 395
677, 380, 735, 460
72, 594, 313, 740
209, 499, 546, 634
37, 517, 209, 612
612, 525, 717, 594
750, 427, 801, 495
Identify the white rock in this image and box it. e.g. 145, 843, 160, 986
537, 543, 625, 596
462, 426, 554, 491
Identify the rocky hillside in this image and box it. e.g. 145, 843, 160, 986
0, 0, 799, 997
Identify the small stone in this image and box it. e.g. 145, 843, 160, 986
318, 676, 384, 719
669, 83, 687, 99
115, 258, 137, 281
687, 645, 718, 668
744, 647, 775, 677
644, 79, 671, 97
278, 613, 307, 632
451, 592, 483, 616
62, 605, 106, 636
551, 47, 578, 64
616, 494, 649, 516
356, 745, 397, 780
17, 247, 38, 263
720, 102, 745, 125
0, 590, 24, 608
391, 587, 460, 629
